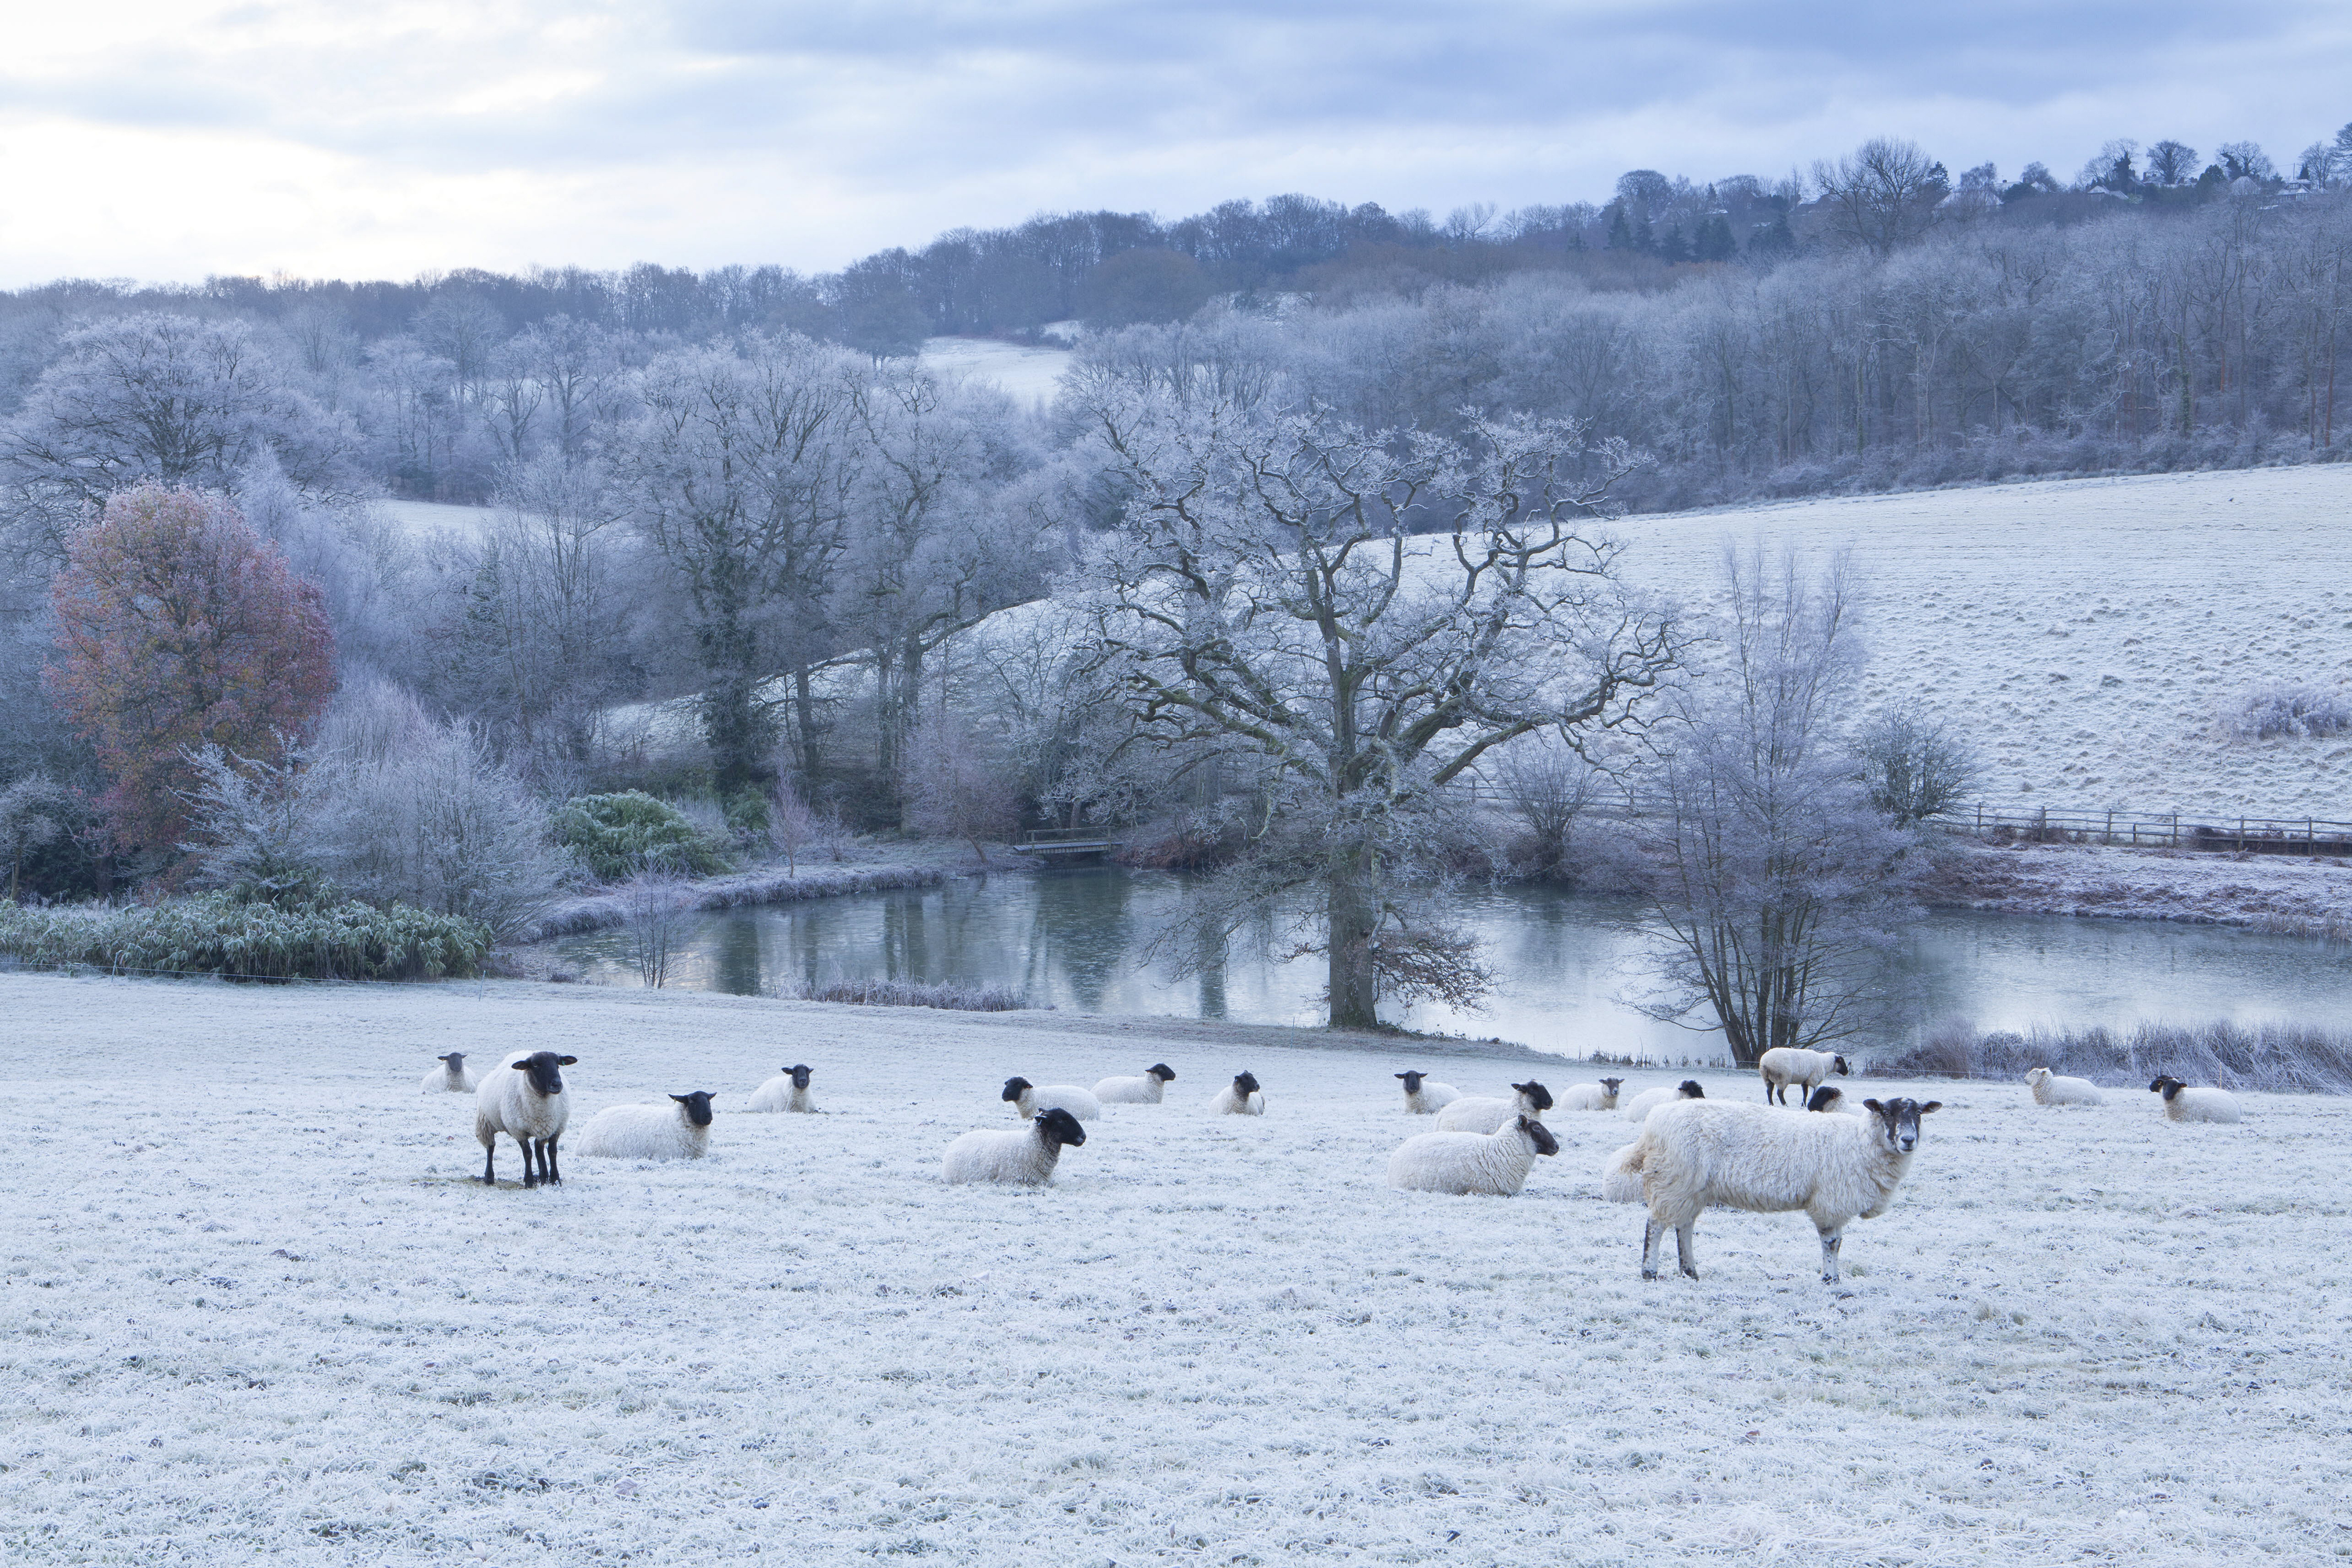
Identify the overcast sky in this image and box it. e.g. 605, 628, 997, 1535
4, 1, 2349, 288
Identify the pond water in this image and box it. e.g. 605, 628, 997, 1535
551, 867, 2352, 1061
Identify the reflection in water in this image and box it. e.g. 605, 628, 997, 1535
552, 867, 2352, 1061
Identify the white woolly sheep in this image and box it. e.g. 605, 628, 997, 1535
575, 1092, 716, 1160
1002, 1076, 1103, 1122
2023, 1066, 2104, 1107
422, 1052, 477, 1093
1095, 1064, 1177, 1104
745, 1064, 819, 1113
475, 1050, 576, 1188
2149, 1075, 2241, 1124
1621, 1079, 1706, 1123
1387, 1115, 1560, 1196
1757, 1047, 1850, 1105
1210, 1071, 1265, 1115
1558, 1077, 1626, 1112
1395, 1071, 1460, 1114
943, 1106, 1088, 1185
1599, 1141, 1644, 1203
1436, 1080, 1555, 1134
1806, 1085, 1862, 1114
1621, 1095, 1942, 1282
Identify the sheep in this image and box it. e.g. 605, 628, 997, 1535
1621, 1079, 1706, 1123
745, 1064, 819, 1113
943, 1106, 1088, 1185
1002, 1076, 1103, 1122
1757, 1047, 1850, 1106
575, 1092, 716, 1160
1599, 1141, 1644, 1203
1557, 1077, 1626, 1112
1209, 1071, 1265, 1115
1620, 1095, 1942, 1282
1095, 1064, 1177, 1104
1436, 1080, 1555, 1134
1395, 1071, 1460, 1114
2023, 1066, 2105, 1107
2148, 1075, 2241, 1124
421, 1052, 477, 1093
1387, 1115, 1560, 1196
1806, 1085, 1861, 1114
475, 1050, 576, 1188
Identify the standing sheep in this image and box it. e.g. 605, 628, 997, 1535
2023, 1067, 2104, 1107
1622, 1080, 1705, 1123
1210, 1072, 1265, 1115
1757, 1047, 1849, 1106
576, 1092, 716, 1160
475, 1050, 577, 1188
1558, 1077, 1626, 1112
1095, 1064, 1177, 1104
1395, 1071, 1460, 1114
943, 1107, 1088, 1185
1387, 1115, 1560, 1196
1436, 1081, 1554, 1134
1621, 1096, 1941, 1282
2148, 1076, 2241, 1124
422, 1052, 477, 1093
746, 1064, 819, 1113
1003, 1076, 1103, 1122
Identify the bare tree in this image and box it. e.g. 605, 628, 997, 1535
618, 872, 692, 988
1491, 734, 1603, 879
1811, 138, 1947, 256
900, 707, 1021, 864
1855, 711, 1977, 824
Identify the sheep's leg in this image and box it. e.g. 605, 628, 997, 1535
1641, 1219, 1661, 1280
480, 1141, 497, 1185
1819, 1227, 1844, 1284
544, 1134, 562, 1187
519, 1134, 538, 1189
1675, 1222, 1698, 1279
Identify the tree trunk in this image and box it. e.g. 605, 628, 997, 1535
1326, 864, 1379, 1030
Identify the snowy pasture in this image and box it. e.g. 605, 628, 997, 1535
918, 336, 1074, 407
3, 972, 2347, 1564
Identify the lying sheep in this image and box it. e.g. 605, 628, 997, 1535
1599, 1140, 1644, 1203
943, 1106, 1088, 1185
2149, 1075, 2241, 1124
1210, 1071, 1265, 1115
1758, 1047, 1849, 1106
422, 1052, 476, 1093
1387, 1115, 1560, 1196
1622, 1096, 1941, 1282
1095, 1064, 1176, 1104
745, 1064, 819, 1113
1396, 1071, 1460, 1115
1622, 1080, 1705, 1123
1436, 1081, 1554, 1134
1806, 1085, 1860, 1114
2024, 1066, 2104, 1107
1003, 1076, 1103, 1122
475, 1050, 576, 1188
575, 1092, 716, 1160
1558, 1077, 1626, 1112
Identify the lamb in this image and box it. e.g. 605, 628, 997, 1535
1387, 1115, 1560, 1196
421, 1052, 476, 1093
1436, 1081, 1555, 1134
943, 1106, 1088, 1185
1620, 1096, 1941, 1282
475, 1050, 577, 1188
1095, 1064, 1177, 1104
2024, 1066, 2105, 1107
1395, 1071, 1460, 1114
1557, 1077, 1626, 1112
1757, 1047, 1850, 1106
1210, 1071, 1265, 1115
745, 1064, 819, 1113
1621, 1080, 1705, 1123
2149, 1075, 2241, 1124
1002, 1076, 1103, 1122
575, 1092, 716, 1160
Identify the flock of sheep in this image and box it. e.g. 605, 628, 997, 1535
423, 1038, 2246, 1284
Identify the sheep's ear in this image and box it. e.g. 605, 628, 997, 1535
511, 1061, 531, 1071
1919, 1101, 1942, 1115
1861, 1098, 1885, 1114
558, 1056, 578, 1066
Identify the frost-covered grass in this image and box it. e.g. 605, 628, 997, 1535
1876, 1016, 2352, 1095
0, 895, 490, 981
781, 976, 1031, 1011
2, 972, 2346, 1565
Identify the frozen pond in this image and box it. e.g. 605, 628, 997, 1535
550, 867, 2352, 1060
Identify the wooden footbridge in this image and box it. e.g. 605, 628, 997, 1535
1017, 827, 1125, 860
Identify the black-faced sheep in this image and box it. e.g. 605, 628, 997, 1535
475, 1050, 576, 1188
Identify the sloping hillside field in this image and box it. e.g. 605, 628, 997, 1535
1, 973, 2344, 1564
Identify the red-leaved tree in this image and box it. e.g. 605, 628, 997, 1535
48, 486, 337, 850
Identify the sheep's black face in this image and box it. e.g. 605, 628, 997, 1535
1001, 1076, 1033, 1103
1863, 1097, 1940, 1152
1521, 1118, 1560, 1157
512, 1052, 573, 1096
1601, 1077, 1624, 1095
1514, 1081, 1553, 1112
440, 1053, 464, 1067
1233, 1072, 1260, 1096
1807, 1086, 1843, 1113
671, 1091, 715, 1127
2149, 1075, 2185, 1098
1832, 1056, 1850, 1076
1396, 1071, 1424, 1092
1148, 1064, 1175, 1082
788, 1065, 812, 1090
1037, 1108, 1086, 1148
1678, 1080, 1705, 1099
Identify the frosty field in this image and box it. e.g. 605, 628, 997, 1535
3, 972, 2347, 1566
